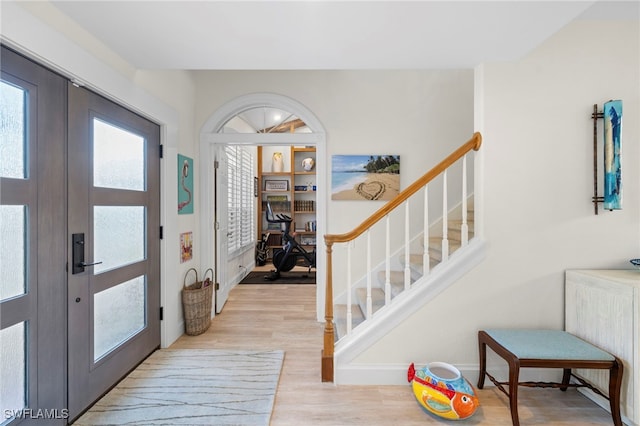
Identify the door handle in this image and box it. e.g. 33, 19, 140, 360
72, 233, 102, 274
79, 261, 103, 268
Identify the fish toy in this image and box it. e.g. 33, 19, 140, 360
407, 361, 479, 420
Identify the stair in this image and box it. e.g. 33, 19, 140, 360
334, 203, 474, 341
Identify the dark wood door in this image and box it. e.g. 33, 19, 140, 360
0, 46, 67, 425
67, 84, 161, 420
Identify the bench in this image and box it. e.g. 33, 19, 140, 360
477, 329, 623, 426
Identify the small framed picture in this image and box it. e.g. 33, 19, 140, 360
265, 180, 289, 191
180, 232, 193, 263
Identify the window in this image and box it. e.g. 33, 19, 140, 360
226, 146, 255, 254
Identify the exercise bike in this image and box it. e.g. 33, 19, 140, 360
264, 203, 316, 281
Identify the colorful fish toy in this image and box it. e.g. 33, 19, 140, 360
407, 361, 479, 420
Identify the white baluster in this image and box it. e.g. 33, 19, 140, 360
442, 170, 449, 262
385, 215, 391, 306
404, 202, 411, 290
423, 185, 430, 275
461, 154, 469, 246
366, 230, 372, 319
347, 242, 352, 335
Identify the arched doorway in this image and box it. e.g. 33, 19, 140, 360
200, 93, 327, 320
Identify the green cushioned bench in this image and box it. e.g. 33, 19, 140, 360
478, 329, 623, 426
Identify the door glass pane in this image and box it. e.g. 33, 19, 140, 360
0, 322, 26, 421
94, 276, 145, 361
0, 205, 26, 301
93, 206, 145, 273
93, 118, 145, 191
0, 80, 26, 179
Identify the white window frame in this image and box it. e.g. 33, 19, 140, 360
226, 145, 255, 255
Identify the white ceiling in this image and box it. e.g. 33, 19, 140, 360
49, 0, 638, 70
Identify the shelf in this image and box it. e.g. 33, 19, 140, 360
258, 145, 316, 257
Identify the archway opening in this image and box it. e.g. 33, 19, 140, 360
200, 93, 327, 321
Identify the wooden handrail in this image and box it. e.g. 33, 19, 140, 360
321, 132, 482, 382
325, 132, 482, 245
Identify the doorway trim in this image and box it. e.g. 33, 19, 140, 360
200, 93, 327, 321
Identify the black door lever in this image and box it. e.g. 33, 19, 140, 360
72, 233, 102, 274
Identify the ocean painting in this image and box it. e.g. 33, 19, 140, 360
331, 155, 400, 201
603, 100, 622, 210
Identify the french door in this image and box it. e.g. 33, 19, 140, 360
0, 46, 160, 425
1, 46, 67, 426
67, 84, 161, 420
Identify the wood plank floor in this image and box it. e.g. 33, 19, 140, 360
171, 283, 618, 425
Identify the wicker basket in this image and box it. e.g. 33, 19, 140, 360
182, 268, 214, 336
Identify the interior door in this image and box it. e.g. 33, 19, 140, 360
215, 145, 230, 312
67, 84, 161, 420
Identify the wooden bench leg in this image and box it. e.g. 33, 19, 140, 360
609, 358, 623, 426
478, 332, 487, 389
560, 368, 571, 391
507, 358, 521, 426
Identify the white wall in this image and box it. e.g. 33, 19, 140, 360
193, 70, 475, 299
6, 2, 637, 379
353, 18, 639, 377
194, 72, 475, 221
1, 2, 200, 347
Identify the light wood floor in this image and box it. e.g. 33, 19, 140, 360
171, 282, 619, 426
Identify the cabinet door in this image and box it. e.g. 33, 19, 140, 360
566, 272, 636, 423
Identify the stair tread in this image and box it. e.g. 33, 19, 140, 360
375, 270, 412, 298
334, 304, 365, 340
355, 287, 386, 316
398, 253, 440, 275
429, 236, 462, 248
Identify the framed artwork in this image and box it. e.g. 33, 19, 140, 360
178, 154, 194, 214
603, 100, 622, 210
264, 179, 289, 191
331, 155, 400, 201
180, 231, 193, 263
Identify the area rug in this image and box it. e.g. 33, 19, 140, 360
74, 349, 284, 425
239, 270, 316, 284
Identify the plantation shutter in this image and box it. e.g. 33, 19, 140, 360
226, 146, 255, 254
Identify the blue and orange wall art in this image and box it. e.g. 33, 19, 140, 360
603, 100, 622, 210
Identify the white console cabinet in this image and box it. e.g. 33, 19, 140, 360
565, 269, 640, 426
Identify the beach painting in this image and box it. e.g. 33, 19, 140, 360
332, 155, 400, 201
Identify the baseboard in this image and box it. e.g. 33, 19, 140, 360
335, 363, 565, 386
576, 387, 635, 426
335, 362, 480, 385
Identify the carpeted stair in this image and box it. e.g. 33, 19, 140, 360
334, 203, 474, 341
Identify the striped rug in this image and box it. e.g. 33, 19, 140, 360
74, 349, 284, 425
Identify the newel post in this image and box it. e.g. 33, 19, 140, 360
322, 241, 335, 382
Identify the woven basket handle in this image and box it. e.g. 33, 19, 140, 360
183, 268, 198, 288
202, 268, 214, 287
